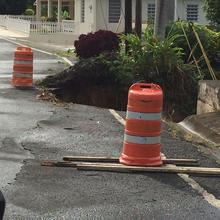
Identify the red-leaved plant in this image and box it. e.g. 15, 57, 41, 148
74, 30, 120, 59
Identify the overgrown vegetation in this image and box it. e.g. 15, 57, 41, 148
167, 21, 220, 69
204, 0, 220, 27
40, 22, 220, 121
110, 28, 200, 115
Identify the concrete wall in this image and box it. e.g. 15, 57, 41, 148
75, 0, 208, 34
95, 0, 125, 33
29, 32, 79, 45
175, 0, 208, 24
76, 0, 159, 34
197, 81, 220, 114
75, 0, 95, 33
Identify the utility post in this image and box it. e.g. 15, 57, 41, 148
135, 0, 142, 38
125, 0, 132, 34
125, 0, 132, 52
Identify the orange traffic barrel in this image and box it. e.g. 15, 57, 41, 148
120, 83, 163, 166
12, 46, 33, 88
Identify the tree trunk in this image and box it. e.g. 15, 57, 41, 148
154, 0, 175, 39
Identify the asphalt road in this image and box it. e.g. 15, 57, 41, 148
0, 38, 220, 220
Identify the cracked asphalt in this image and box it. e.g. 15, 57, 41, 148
0, 38, 220, 219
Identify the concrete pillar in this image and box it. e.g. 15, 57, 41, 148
174, 0, 178, 21
48, 0, 52, 18
93, 0, 97, 31
69, 0, 74, 20
36, 0, 42, 21
197, 80, 220, 114
58, 0, 62, 22
167, 0, 175, 21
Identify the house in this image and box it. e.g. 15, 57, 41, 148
35, 0, 209, 33
0, 0, 209, 45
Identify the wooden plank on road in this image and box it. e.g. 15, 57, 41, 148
76, 163, 220, 177
63, 156, 119, 163
41, 160, 77, 167
63, 156, 198, 166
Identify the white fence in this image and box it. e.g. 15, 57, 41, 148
0, 15, 76, 35
30, 20, 76, 34
7, 15, 36, 22
0, 15, 8, 27
0, 15, 31, 34
8, 18, 31, 34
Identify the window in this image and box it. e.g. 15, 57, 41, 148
147, 3, 155, 21
186, 4, 198, 22
81, 0, 85, 23
109, 0, 121, 23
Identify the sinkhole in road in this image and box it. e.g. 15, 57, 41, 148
53, 85, 128, 111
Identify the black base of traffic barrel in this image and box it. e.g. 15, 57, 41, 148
0, 191, 5, 220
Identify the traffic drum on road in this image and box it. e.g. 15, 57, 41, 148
12, 46, 33, 88
120, 83, 163, 166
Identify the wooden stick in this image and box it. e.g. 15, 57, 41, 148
41, 159, 198, 168
41, 160, 77, 168
63, 156, 119, 163
63, 156, 198, 164
76, 163, 220, 177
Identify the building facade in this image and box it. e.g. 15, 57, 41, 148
35, 0, 208, 33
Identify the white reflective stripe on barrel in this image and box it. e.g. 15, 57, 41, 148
14, 60, 33, 65
14, 73, 32, 78
124, 134, 160, 145
126, 111, 161, 120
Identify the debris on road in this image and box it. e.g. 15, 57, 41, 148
36, 89, 58, 102
41, 155, 220, 177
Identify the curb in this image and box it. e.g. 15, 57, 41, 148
169, 121, 218, 148
165, 119, 220, 163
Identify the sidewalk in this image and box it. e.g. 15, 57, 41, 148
0, 27, 74, 53
174, 112, 220, 149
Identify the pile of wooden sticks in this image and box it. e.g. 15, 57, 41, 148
41, 156, 220, 177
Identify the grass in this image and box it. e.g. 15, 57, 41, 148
56, 49, 75, 58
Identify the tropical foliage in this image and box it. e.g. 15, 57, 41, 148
41, 27, 205, 117
112, 28, 200, 115
204, 0, 220, 26
166, 21, 220, 68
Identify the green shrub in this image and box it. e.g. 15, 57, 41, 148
114, 28, 201, 115
166, 21, 220, 68
40, 27, 204, 117
24, 8, 35, 16
62, 10, 71, 20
